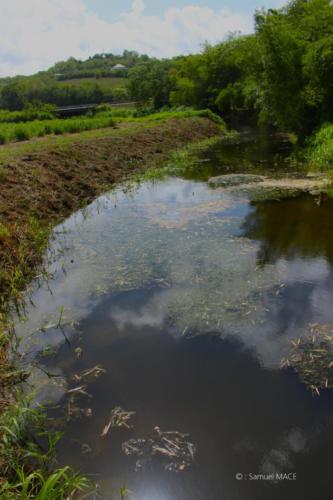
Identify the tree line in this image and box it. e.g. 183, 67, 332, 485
0, 0, 332, 141
128, 0, 333, 139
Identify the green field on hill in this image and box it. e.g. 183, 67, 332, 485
57, 76, 127, 89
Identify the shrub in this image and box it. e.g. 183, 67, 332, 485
12, 128, 30, 141
306, 123, 333, 170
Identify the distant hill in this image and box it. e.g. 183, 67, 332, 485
0, 50, 150, 110
47, 50, 149, 80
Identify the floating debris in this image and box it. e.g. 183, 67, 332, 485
74, 347, 83, 358
66, 384, 92, 419
81, 443, 93, 456
72, 364, 106, 383
282, 323, 333, 395
67, 398, 92, 419
100, 407, 136, 437
122, 426, 196, 472
67, 385, 89, 396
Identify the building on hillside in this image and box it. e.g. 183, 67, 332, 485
111, 64, 127, 70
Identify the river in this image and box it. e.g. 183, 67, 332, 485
15, 128, 333, 499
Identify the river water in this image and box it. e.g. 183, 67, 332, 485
16, 128, 333, 499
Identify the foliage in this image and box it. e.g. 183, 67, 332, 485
1, 1, 332, 142
126, 0, 333, 140
0, 218, 50, 315
306, 123, 333, 170
48, 50, 148, 79
128, 59, 174, 108
0, 77, 129, 111
0, 395, 90, 498
0, 104, 56, 124
0, 113, 116, 144
129, 108, 226, 128
169, 36, 260, 114
255, 0, 333, 135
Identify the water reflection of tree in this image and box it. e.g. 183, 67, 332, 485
241, 195, 333, 265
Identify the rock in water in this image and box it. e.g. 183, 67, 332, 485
208, 174, 265, 187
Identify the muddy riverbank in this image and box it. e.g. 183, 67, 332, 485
0, 117, 220, 313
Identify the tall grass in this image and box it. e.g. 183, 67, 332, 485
306, 123, 333, 170
128, 108, 227, 130
0, 115, 116, 144
0, 105, 56, 124
0, 106, 225, 145
0, 394, 90, 498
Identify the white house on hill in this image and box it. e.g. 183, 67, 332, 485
112, 64, 127, 70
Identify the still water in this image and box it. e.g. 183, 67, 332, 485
16, 129, 333, 499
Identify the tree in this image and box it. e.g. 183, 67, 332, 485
128, 60, 173, 108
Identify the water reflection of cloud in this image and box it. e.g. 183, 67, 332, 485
111, 302, 166, 330
260, 428, 307, 477
14, 178, 333, 375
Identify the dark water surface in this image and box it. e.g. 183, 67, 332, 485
16, 129, 333, 499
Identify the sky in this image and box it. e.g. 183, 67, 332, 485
0, 0, 286, 77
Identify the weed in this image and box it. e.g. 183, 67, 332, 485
12, 128, 30, 142
0, 394, 90, 498
306, 123, 333, 170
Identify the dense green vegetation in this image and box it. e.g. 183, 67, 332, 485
2, 0, 332, 155
0, 76, 130, 110
306, 124, 333, 170
0, 395, 90, 498
0, 104, 56, 124
127, 0, 333, 144
0, 107, 224, 145
0, 50, 145, 110
48, 50, 147, 79
0, 113, 116, 144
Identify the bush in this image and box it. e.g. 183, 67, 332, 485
306, 123, 333, 170
12, 127, 30, 141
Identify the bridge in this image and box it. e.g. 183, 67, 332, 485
55, 102, 135, 117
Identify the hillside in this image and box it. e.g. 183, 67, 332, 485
0, 50, 149, 110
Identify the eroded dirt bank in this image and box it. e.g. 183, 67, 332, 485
0, 117, 219, 223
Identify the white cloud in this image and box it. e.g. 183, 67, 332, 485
0, 0, 253, 77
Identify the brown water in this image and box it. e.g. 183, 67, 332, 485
16, 129, 333, 499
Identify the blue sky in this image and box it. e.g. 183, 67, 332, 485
1, 0, 286, 77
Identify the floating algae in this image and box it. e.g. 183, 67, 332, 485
14, 178, 301, 364
282, 324, 333, 395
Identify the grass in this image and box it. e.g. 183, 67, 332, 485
306, 123, 333, 171
0, 394, 91, 498
0, 111, 222, 497
0, 107, 56, 124
126, 108, 227, 128
0, 114, 116, 144
0, 108, 223, 145
0, 218, 51, 316
0, 106, 226, 163
58, 76, 127, 89
127, 126, 236, 185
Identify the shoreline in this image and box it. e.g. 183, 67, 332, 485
0, 115, 220, 394
0, 114, 222, 496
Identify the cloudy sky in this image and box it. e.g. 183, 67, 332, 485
1, 0, 286, 77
